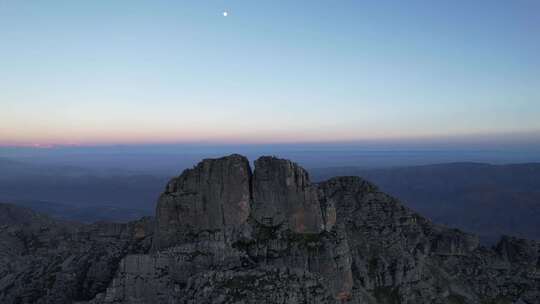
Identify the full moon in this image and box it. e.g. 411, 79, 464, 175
223, 11, 228, 17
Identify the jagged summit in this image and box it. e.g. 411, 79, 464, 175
154, 154, 356, 250
1, 155, 539, 304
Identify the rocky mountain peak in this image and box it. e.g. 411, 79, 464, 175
154, 154, 328, 250
2, 154, 539, 304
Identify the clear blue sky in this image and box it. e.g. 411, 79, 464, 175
1, 0, 539, 146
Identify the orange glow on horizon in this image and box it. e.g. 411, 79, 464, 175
2, 128, 539, 148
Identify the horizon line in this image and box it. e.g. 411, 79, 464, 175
1, 130, 540, 150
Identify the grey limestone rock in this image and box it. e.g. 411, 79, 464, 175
153, 154, 252, 251
252, 156, 324, 234
1, 154, 539, 304
0, 204, 153, 304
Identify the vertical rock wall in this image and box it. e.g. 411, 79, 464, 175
153, 154, 252, 250
251, 156, 324, 233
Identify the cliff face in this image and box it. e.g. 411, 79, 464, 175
251, 156, 324, 234
153, 154, 252, 250
1, 155, 539, 304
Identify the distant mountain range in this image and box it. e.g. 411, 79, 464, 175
0, 157, 168, 213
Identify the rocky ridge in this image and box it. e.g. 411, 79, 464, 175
1, 154, 539, 304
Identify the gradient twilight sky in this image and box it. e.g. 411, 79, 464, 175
1, 0, 539, 146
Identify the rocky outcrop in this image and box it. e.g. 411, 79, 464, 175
1, 154, 539, 304
153, 154, 252, 250
0, 203, 154, 304
252, 156, 324, 233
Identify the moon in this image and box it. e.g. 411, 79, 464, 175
223, 11, 228, 17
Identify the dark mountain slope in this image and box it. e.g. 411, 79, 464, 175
310, 162, 540, 243
0, 203, 154, 304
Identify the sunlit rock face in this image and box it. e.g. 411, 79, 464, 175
153, 154, 326, 251
153, 154, 252, 250
2, 155, 539, 304
251, 156, 324, 233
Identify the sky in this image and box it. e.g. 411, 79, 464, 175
1, 0, 539, 147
